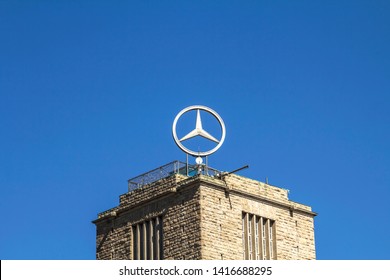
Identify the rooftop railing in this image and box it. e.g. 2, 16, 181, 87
127, 160, 222, 192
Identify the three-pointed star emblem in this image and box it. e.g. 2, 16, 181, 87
179, 109, 219, 143
172, 105, 226, 157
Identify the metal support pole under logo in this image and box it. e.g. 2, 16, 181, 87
186, 153, 189, 176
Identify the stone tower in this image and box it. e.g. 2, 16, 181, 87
92, 161, 316, 260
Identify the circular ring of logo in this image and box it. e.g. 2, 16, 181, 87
172, 105, 226, 157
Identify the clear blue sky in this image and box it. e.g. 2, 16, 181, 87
1, 0, 389, 260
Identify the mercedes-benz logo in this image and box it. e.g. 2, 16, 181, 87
172, 105, 226, 157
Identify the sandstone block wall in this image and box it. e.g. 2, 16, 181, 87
199, 174, 316, 260
93, 172, 316, 260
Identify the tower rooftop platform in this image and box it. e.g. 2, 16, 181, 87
94, 160, 316, 260
127, 160, 223, 192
